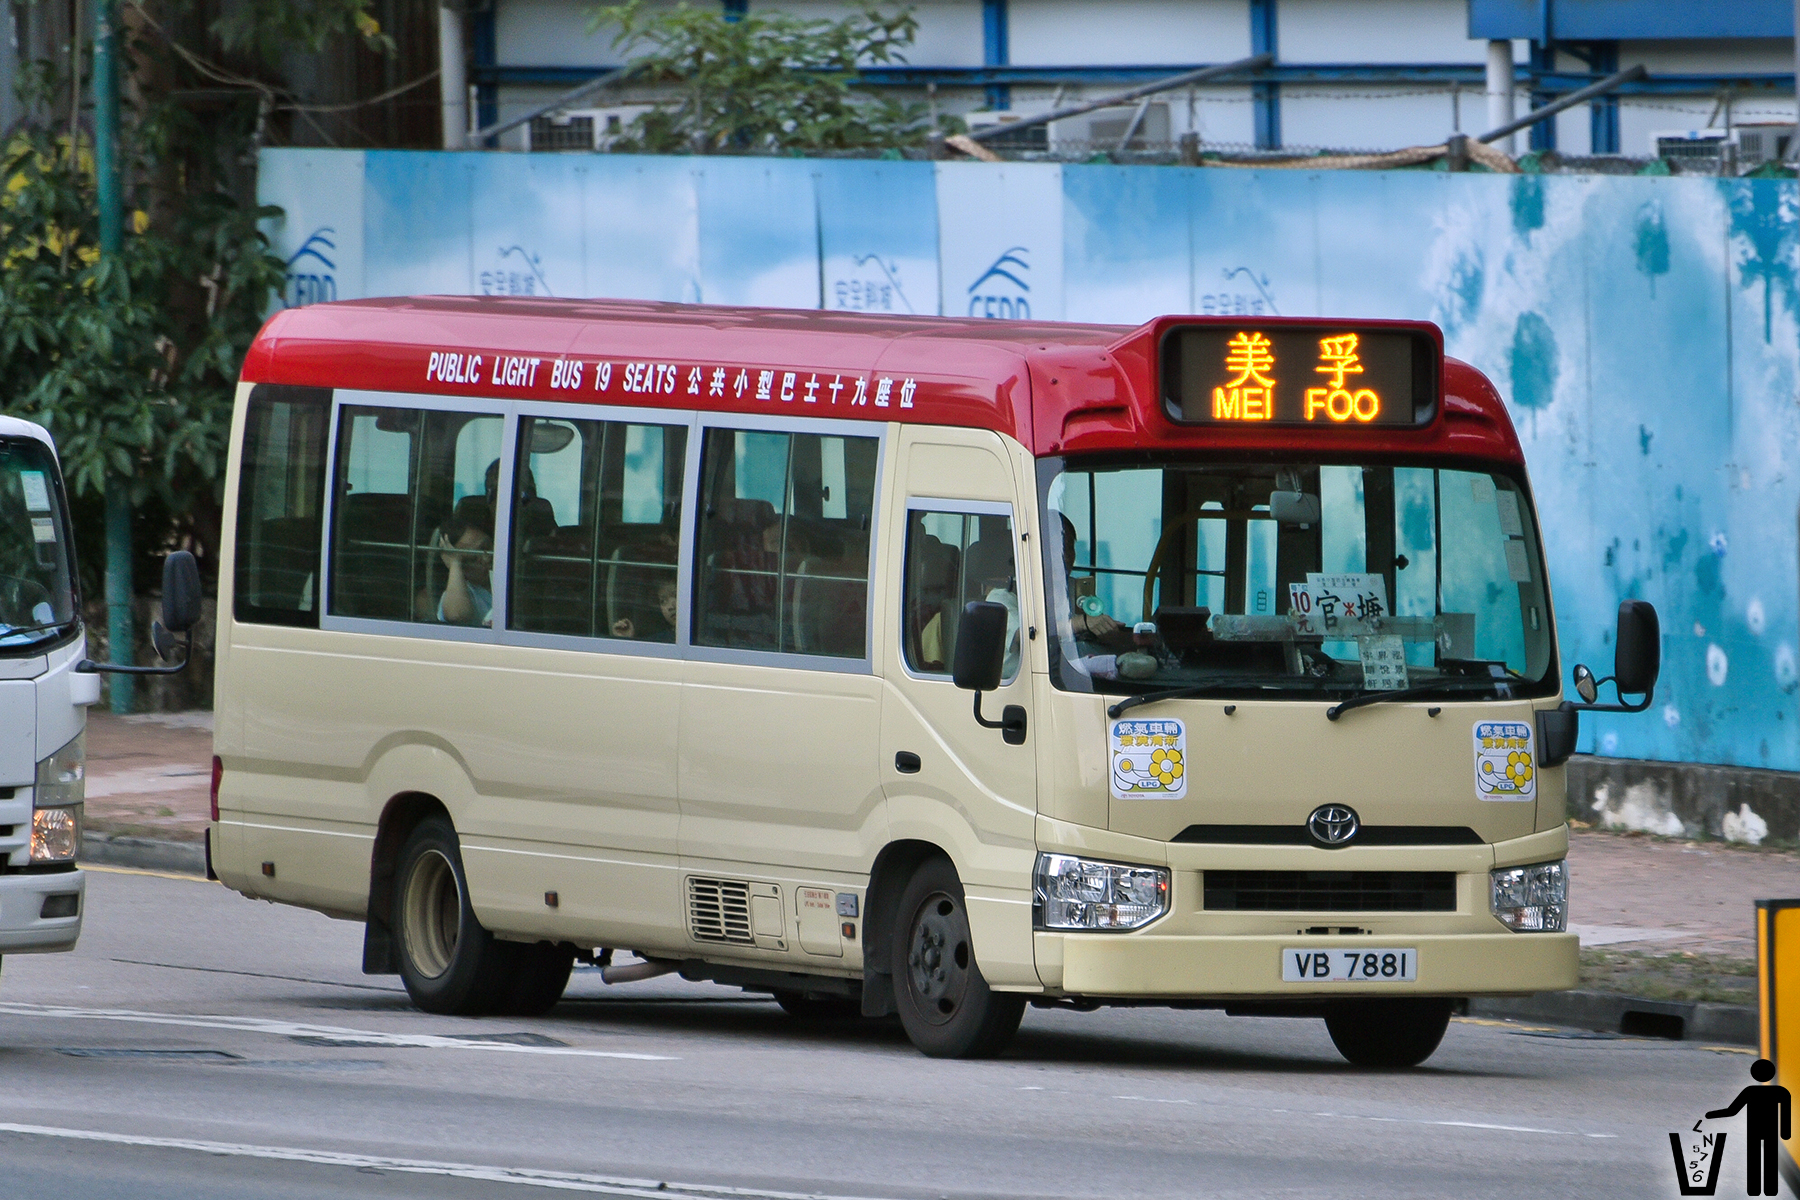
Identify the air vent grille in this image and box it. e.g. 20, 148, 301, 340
688, 877, 754, 944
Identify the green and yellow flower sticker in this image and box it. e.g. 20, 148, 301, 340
1111, 719, 1187, 799
1474, 721, 1535, 802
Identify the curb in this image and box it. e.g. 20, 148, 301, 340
82, 833, 207, 877
1470, 989, 1758, 1046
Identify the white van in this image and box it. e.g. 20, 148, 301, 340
0, 415, 202, 976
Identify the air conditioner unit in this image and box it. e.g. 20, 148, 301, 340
1049, 102, 1171, 152
1734, 123, 1795, 166
961, 109, 1047, 151
1652, 129, 1737, 173
525, 105, 655, 152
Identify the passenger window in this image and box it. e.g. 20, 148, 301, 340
693, 428, 877, 658
902, 508, 1018, 678
508, 416, 688, 640
234, 385, 330, 627
329, 406, 504, 626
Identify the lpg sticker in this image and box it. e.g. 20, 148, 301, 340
1473, 720, 1535, 802
1110, 718, 1186, 800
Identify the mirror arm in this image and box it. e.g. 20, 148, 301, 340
1567, 681, 1654, 714
971, 690, 1005, 730
76, 634, 193, 676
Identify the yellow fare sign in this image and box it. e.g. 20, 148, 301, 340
1164, 323, 1433, 427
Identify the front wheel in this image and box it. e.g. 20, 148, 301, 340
890, 856, 1024, 1058
393, 815, 514, 1015
1324, 997, 1455, 1067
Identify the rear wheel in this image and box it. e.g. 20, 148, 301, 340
393, 815, 513, 1015
1324, 997, 1455, 1067
891, 856, 1024, 1058
496, 942, 574, 1016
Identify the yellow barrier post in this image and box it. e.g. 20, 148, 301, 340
1757, 898, 1800, 1195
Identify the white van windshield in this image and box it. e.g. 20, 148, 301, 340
0, 438, 78, 651
1040, 458, 1556, 701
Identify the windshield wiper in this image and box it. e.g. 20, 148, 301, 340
1105, 675, 1310, 719
0, 617, 77, 640
1325, 677, 1514, 721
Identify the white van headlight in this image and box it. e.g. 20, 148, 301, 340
1490, 860, 1567, 932
31, 733, 84, 863
1034, 853, 1169, 931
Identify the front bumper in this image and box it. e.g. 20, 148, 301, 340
0, 868, 85, 953
1045, 930, 1578, 998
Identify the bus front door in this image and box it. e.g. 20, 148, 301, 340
879, 430, 1039, 990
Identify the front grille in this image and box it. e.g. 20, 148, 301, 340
688, 877, 753, 944
1203, 870, 1456, 912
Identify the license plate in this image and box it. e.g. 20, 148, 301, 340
1281, 948, 1417, 983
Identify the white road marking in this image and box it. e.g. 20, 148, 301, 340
1109, 1094, 1613, 1138
0, 1004, 676, 1061
0, 1123, 892, 1199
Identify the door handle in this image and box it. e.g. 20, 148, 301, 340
894, 751, 921, 774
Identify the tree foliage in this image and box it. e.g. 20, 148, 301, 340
590, 1, 933, 153
0, 49, 286, 591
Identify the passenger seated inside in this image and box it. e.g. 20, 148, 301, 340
437, 497, 495, 626
612, 578, 678, 642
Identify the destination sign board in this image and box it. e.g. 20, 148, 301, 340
1161, 325, 1438, 427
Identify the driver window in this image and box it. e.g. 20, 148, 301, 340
901, 507, 1018, 679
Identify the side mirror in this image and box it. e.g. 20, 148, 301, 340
1572, 663, 1598, 705
951, 601, 1026, 745
1613, 600, 1660, 697
161, 551, 203, 634
1269, 491, 1320, 527
1568, 601, 1659, 713
952, 601, 1008, 693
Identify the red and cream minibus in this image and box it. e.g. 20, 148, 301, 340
211, 297, 1658, 1064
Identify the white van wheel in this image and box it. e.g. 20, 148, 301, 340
393, 816, 510, 1015
891, 857, 1024, 1058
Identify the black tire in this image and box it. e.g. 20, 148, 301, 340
773, 991, 862, 1020
392, 815, 514, 1015
495, 942, 574, 1017
891, 856, 1025, 1058
1324, 997, 1455, 1067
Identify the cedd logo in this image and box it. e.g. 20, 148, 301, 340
283, 228, 337, 308
967, 247, 1030, 319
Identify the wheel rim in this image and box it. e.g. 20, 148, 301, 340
905, 889, 972, 1026
400, 848, 462, 979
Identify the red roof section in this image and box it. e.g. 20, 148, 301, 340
242, 296, 1524, 466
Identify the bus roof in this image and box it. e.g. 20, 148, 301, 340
243, 296, 1524, 467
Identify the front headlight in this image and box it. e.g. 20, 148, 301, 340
32, 733, 84, 863
1490, 859, 1567, 932
31, 806, 80, 863
36, 732, 84, 807
1034, 853, 1169, 931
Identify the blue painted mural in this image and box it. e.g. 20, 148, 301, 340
259, 149, 1800, 774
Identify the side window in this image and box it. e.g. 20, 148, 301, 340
329, 406, 504, 627
693, 427, 877, 658
508, 416, 688, 640
902, 508, 1018, 678
233, 385, 330, 626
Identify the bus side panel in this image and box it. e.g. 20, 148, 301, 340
457, 647, 682, 949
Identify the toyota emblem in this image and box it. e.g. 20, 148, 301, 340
1308, 804, 1360, 847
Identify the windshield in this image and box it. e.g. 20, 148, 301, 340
0, 437, 78, 651
1040, 457, 1555, 701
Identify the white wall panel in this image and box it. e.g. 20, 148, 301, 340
1280, 0, 1487, 64
1008, 0, 1250, 67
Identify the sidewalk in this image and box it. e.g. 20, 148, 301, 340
80, 711, 1800, 1039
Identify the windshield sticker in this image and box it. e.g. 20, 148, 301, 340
1474, 721, 1535, 802
1495, 490, 1524, 537
1503, 538, 1532, 582
1471, 475, 1496, 504
30, 517, 55, 544
18, 470, 50, 513
1357, 635, 1408, 690
1111, 718, 1186, 800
